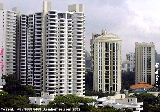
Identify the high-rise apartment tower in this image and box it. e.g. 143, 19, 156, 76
0, 4, 18, 86
91, 30, 122, 93
21, 2, 85, 96
135, 42, 155, 85
0, 1, 85, 96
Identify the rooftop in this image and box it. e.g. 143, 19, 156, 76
130, 82, 153, 90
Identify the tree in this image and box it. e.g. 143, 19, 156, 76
134, 93, 157, 105
85, 90, 115, 97
3, 74, 21, 94
132, 93, 160, 112
21, 85, 36, 97
100, 106, 123, 112
3, 74, 36, 97
121, 71, 135, 89
47, 94, 97, 111
0, 94, 30, 108
0, 90, 8, 96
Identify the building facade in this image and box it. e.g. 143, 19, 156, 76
91, 30, 122, 93
135, 42, 155, 85
0, 2, 85, 96
126, 52, 135, 72
0, 4, 18, 86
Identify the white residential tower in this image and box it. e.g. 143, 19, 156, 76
91, 30, 122, 93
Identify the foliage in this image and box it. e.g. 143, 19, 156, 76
0, 91, 44, 111
0, 91, 134, 112
3, 74, 21, 94
0, 90, 8, 96
100, 106, 123, 112
132, 93, 160, 112
47, 94, 97, 111
121, 71, 135, 89
0, 75, 42, 110
85, 71, 93, 90
146, 104, 160, 112
134, 93, 157, 105
85, 90, 115, 97
90, 106, 131, 112
3, 74, 36, 97
24, 85, 36, 97
47, 94, 133, 112
0, 94, 30, 108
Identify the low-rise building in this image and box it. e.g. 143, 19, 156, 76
29, 92, 55, 105
129, 82, 154, 93
96, 94, 143, 112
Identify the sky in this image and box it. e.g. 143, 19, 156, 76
0, 0, 160, 60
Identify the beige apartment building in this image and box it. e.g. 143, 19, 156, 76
91, 30, 122, 93
135, 42, 155, 85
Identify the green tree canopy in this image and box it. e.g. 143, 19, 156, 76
3, 74, 36, 97
47, 94, 97, 111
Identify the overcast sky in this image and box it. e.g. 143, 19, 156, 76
1, 0, 160, 60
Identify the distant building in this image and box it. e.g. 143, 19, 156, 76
126, 52, 135, 72
91, 30, 122, 93
90, 33, 100, 72
135, 42, 155, 85
155, 52, 160, 63
85, 50, 91, 72
122, 61, 129, 72
122, 53, 135, 73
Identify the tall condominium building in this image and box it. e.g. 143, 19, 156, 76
135, 42, 155, 85
126, 52, 135, 72
17, 1, 85, 96
91, 30, 122, 93
0, 4, 18, 86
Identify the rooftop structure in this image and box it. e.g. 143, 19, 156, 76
29, 92, 55, 105
96, 94, 143, 112
130, 82, 153, 90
